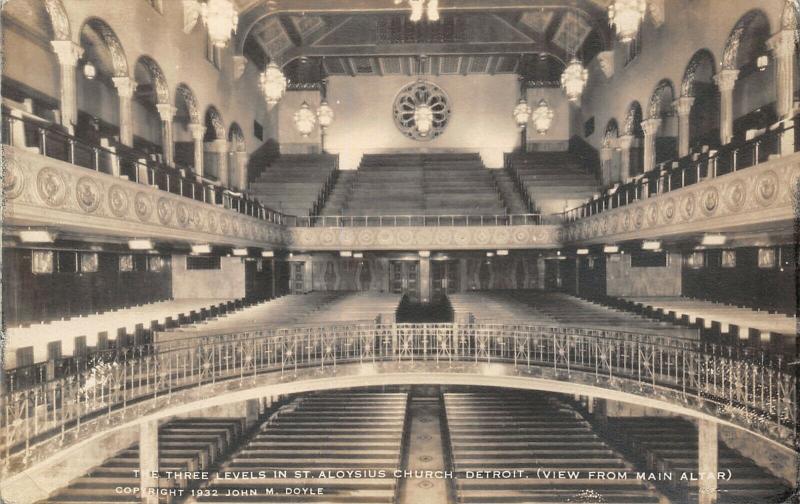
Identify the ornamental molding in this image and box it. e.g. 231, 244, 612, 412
289, 224, 561, 251
2, 146, 286, 248
564, 155, 800, 245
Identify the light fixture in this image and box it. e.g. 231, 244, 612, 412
532, 99, 555, 135
642, 240, 662, 251
340, 251, 353, 257
414, 103, 434, 136
497, 250, 509, 256
259, 62, 287, 107
128, 239, 153, 250
603, 245, 620, 254
20, 230, 54, 243
293, 101, 317, 137
513, 98, 532, 129
757, 55, 769, 72
200, 0, 238, 48
561, 59, 589, 103
701, 234, 727, 246
418, 250, 431, 258
608, 0, 647, 43
317, 100, 335, 129
353, 252, 364, 259
232, 248, 248, 257
486, 252, 495, 257
576, 248, 590, 255
191, 244, 212, 255
394, 0, 439, 23
261, 250, 274, 258
83, 61, 96, 80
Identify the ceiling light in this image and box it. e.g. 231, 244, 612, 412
603, 245, 620, 254
757, 55, 769, 72
561, 58, 589, 103
497, 250, 509, 256
293, 101, 317, 137
701, 234, 727, 246
353, 252, 364, 259
261, 250, 274, 258
317, 100, 335, 129
608, 0, 647, 43
200, 0, 238, 49
576, 248, 589, 255
192, 244, 212, 255
232, 248, 248, 257
532, 99, 554, 135
395, 0, 438, 23
418, 250, 431, 258
259, 62, 287, 108
486, 251, 495, 257
83, 61, 96, 80
414, 103, 434, 136
128, 239, 153, 250
513, 98, 532, 129
642, 240, 662, 251
340, 251, 353, 257
19, 230, 54, 243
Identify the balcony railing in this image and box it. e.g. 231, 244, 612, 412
563, 119, 798, 222
290, 213, 543, 227
1, 111, 290, 226
1, 322, 794, 474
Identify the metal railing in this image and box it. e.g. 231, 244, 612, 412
1, 111, 290, 226
1, 322, 794, 473
562, 120, 797, 222
290, 213, 543, 227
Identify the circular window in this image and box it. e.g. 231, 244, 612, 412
393, 80, 451, 141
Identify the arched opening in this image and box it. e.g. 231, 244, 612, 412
132, 55, 169, 160
647, 79, 677, 164
77, 18, 129, 147
622, 101, 644, 178
723, 10, 778, 144
682, 49, 719, 151
601, 119, 620, 185
173, 83, 200, 171
227, 121, 247, 190
203, 105, 226, 182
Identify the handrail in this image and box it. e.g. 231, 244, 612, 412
562, 119, 797, 222
290, 213, 543, 227
1, 111, 291, 226
1, 322, 794, 474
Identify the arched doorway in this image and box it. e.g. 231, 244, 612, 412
132, 55, 170, 160
681, 49, 719, 152
228, 122, 247, 190
601, 119, 620, 185
203, 105, 227, 183
620, 101, 644, 179
646, 79, 677, 167
173, 83, 201, 173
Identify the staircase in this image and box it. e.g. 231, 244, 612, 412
249, 154, 337, 217
491, 169, 530, 214
319, 171, 357, 217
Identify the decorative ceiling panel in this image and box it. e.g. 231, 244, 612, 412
381, 57, 403, 74
518, 10, 554, 33
469, 55, 490, 73
552, 11, 592, 54
439, 56, 461, 74
291, 15, 325, 39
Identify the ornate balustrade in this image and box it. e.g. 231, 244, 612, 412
2, 145, 289, 248
1, 322, 794, 477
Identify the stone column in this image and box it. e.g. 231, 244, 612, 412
111, 76, 135, 146
51, 41, 83, 133
232, 150, 248, 191
188, 123, 205, 177
156, 104, 175, 166
617, 135, 635, 181
599, 147, 614, 186
767, 30, 796, 119
419, 258, 431, 303
674, 96, 695, 157
698, 419, 719, 504
244, 399, 260, 428
139, 420, 159, 504
714, 69, 739, 146
209, 139, 231, 187
641, 118, 662, 173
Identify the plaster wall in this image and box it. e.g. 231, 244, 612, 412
605, 252, 682, 297
171, 255, 246, 300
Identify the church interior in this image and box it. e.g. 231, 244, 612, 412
0, 0, 798, 503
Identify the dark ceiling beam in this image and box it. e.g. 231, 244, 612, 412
236, 0, 611, 56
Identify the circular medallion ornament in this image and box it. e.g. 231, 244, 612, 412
493, 227, 511, 243
661, 197, 676, 222
135, 193, 153, 221
397, 229, 414, 245
513, 228, 529, 244
357, 229, 376, 246
75, 176, 102, 213
220, 215, 230, 234
191, 209, 203, 230
701, 187, 720, 216
724, 179, 747, 212
754, 170, 779, 206
647, 203, 658, 226
680, 193, 696, 220
157, 198, 173, 224
36, 167, 66, 206
454, 229, 470, 246
435, 229, 453, 246
622, 211, 631, 232
3, 161, 25, 200
108, 185, 129, 217
231, 219, 240, 235
474, 228, 491, 245
377, 228, 394, 245
339, 228, 356, 246
393, 80, 451, 141
207, 212, 217, 233
786, 172, 800, 204
320, 229, 336, 246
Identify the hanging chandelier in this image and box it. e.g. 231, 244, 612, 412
561, 58, 589, 103
414, 104, 434, 136
394, 0, 439, 22
513, 98, 532, 129
83, 60, 96, 80
608, 0, 647, 43
200, 0, 238, 48
532, 99, 554, 135
317, 100, 335, 129
294, 101, 317, 137
259, 62, 287, 107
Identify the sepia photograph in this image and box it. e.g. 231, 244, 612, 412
0, 0, 798, 503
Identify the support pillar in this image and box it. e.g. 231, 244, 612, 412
617, 135, 635, 181
50, 41, 83, 134
599, 147, 614, 186
641, 118, 662, 173
419, 257, 431, 303
697, 419, 719, 504
111, 77, 135, 146
209, 139, 231, 187
244, 399, 260, 428
188, 123, 205, 178
139, 420, 159, 504
674, 96, 695, 157
232, 150, 248, 191
156, 104, 176, 167
714, 69, 739, 146
767, 30, 796, 120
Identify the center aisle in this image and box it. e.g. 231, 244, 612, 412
396, 394, 454, 504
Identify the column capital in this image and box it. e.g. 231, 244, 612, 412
209, 138, 231, 153
617, 134, 635, 150
673, 96, 695, 117
112, 76, 135, 98
188, 123, 206, 140
50, 40, 83, 66
641, 118, 662, 136
767, 29, 796, 58
714, 69, 739, 92
156, 103, 176, 122
599, 147, 614, 162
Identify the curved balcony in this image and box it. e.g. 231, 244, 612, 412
1, 322, 794, 480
